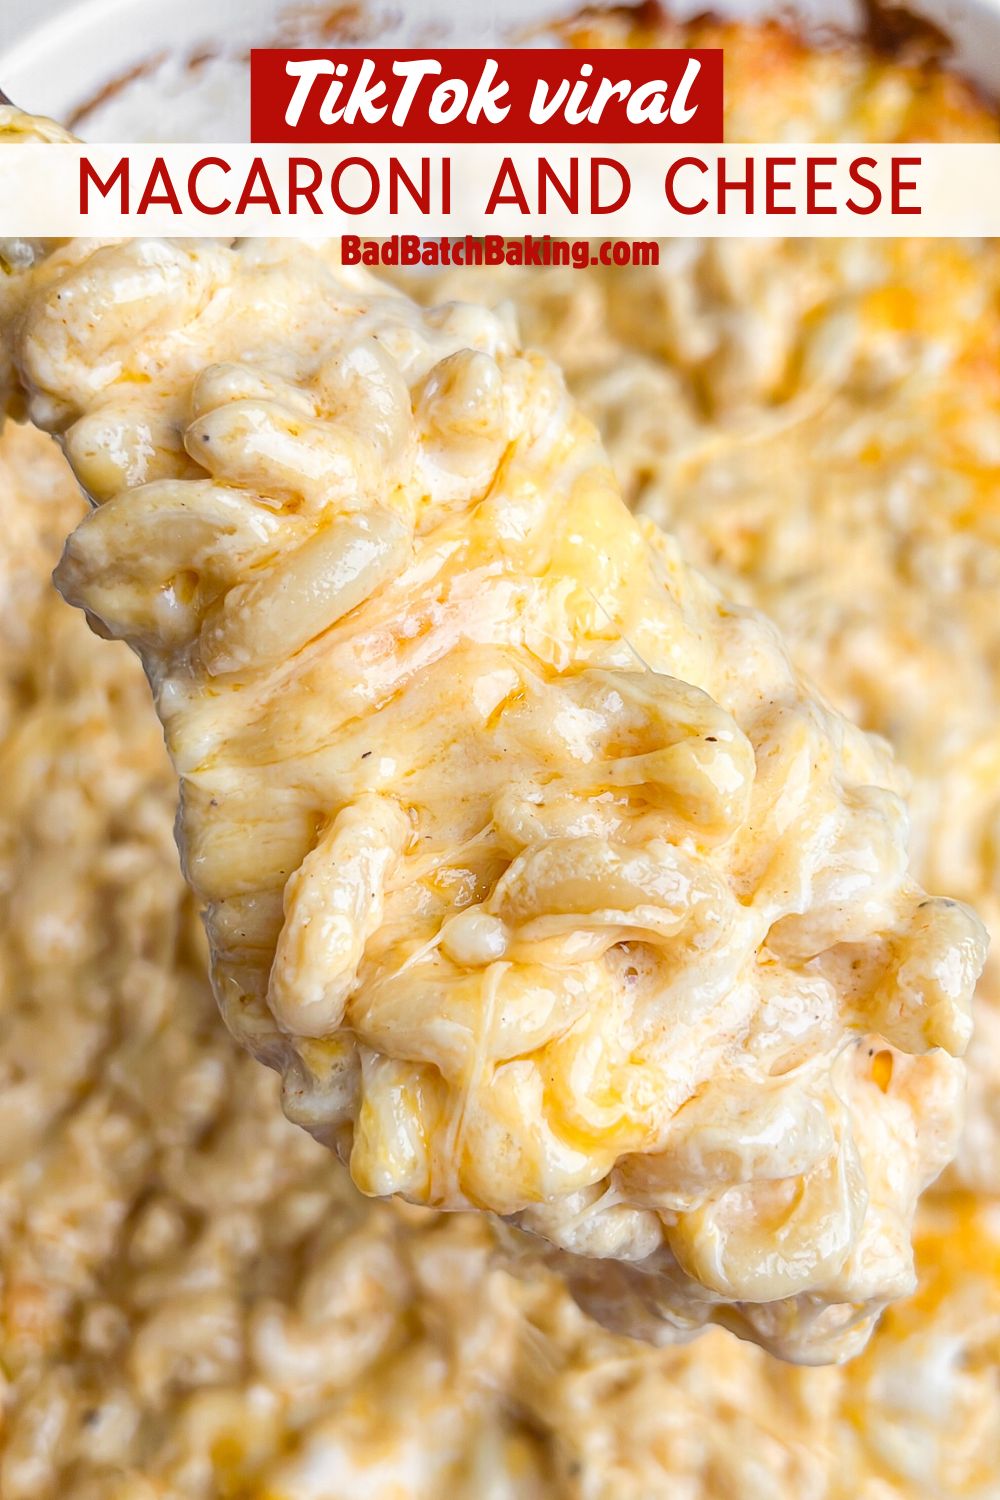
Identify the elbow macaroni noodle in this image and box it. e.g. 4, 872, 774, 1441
0, 219, 987, 1361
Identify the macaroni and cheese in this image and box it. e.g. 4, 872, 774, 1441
0, 208, 986, 1360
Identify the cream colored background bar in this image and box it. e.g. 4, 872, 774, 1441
2, 143, 999, 236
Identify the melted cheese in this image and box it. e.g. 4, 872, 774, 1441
0, 217, 985, 1360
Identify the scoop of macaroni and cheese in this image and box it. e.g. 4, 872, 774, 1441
0, 219, 987, 1361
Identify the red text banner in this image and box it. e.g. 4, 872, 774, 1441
250, 48, 724, 144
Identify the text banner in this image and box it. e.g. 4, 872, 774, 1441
2, 144, 1000, 236
250, 48, 724, 143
